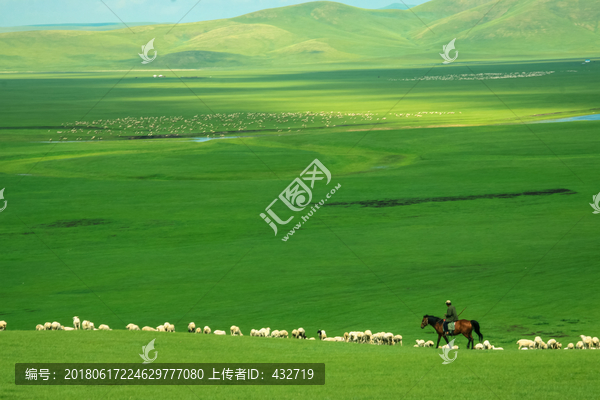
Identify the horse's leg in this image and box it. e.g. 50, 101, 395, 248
436, 333, 442, 348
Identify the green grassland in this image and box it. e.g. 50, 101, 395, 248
1, 58, 600, 398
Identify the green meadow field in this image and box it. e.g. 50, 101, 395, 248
1, 0, 600, 398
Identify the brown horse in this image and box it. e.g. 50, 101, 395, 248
421, 315, 483, 349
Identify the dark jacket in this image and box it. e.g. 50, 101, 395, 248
445, 305, 458, 322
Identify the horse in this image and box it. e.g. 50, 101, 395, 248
421, 315, 483, 349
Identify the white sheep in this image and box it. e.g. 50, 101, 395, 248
580, 335, 592, 349
576, 341, 584, 349
156, 325, 166, 332
547, 339, 557, 349
491, 346, 504, 350
517, 339, 535, 349
424, 340, 435, 348
63, 326, 75, 331
166, 324, 175, 332
230, 325, 242, 336
475, 343, 484, 350
415, 339, 425, 347
44, 322, 52, 330
195, 327, 203, 334
363, 330, 373, 344
534, 336, 543, 349
98, 324, 111, 331
188, 322, 196, 333
51, 321, 60, 330
214, 330, 226, 336
73, 316, 80, 330
203, 326, 211, 334
566, 343, 574, 350
0, 321, 6, 331
82, 320, 91, 330
298, 327, 306, 339
88, 322, 95, 330
318, 330, 327, 340
36, 324, 45, 331
250, 329, 258, 337
333, 336, 345, 342
592, 337, 599, 349
384, 333, 395, 346
142, 326, 157, 331
126, 324, 140, 331
393, 335, 403, 346
308, 337, 315, 340
482, 340, 492, 350
271, 330, 280, 338
279, 330, 288, 339
292, 329, 299, 339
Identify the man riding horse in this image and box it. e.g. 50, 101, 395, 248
443, 300, 458, 336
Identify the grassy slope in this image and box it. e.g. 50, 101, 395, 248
1, 331, 599, 399
0, 0, 599, 71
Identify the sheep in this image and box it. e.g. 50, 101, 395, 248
166, 324, 175, 333
73, 316, 80, 330
195, 327, 203, 334
308, 337, 315, 340
82, 320, 91, 330
98, 324, 111, 331
214, 330, 226, 336
323, 337, 337, 342
271, 330, 280, 338
292, 329, 299, 339
576, 341, 584, 349
157, 325, 166, 332
89, 322, 95, 330
344, 332, 350, 342
203, 326, 211, 335
415, 339, 425, 347
517, 339, 535, 350
51, 321, 60, 330
250, 329, 258, 337
580, 335, 593, 349
541, 342, 548, 350
126, 323, 140, 331
188, 322, 196, 333
482, 340, 492, 350
475, 343, 484, 350
424, 340, 435, 348
298, 328, 306, 339
333, 336, 345, 342
279, 330, 288, 339
317, 330, 327, 340
63, 327, 75, 331
557, 343, 562, 349
36, 324, 45, 331
393, 335, 403, 346
230, 325, 242, 336
384, 333, 395, 346
547, 339, 557, 349
593, 337, 599, 349
566, 343, 574, 350
491, 346, 504, 350
142, 326, 157, 331
363, 330, 373, 344
0, 321, 6, 331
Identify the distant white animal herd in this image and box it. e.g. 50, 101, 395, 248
1, 319, 594, 353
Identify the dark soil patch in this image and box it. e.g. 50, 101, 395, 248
325, 188, 576, 208
40, 219, 110, 228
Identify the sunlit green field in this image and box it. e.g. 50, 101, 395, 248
1, 60, 599, 399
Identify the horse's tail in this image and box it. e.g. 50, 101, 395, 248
471, 320, 483, 342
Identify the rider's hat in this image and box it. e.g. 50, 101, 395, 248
445, 300, 451, 305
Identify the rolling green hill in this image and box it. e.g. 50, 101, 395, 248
0, 0, 598, 71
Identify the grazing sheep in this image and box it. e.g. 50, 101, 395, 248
36, 324, 45, 331
517, 339, 535, 350
51, 321, 60, 330
89, 322, 95, 330
384, 333, 395, 346
166, 324, 175, 333
98, 324, 111, 331
344, 332, 350, 342
298, 327, 306, 339
156, 325, 166, 332
82, 320, 91, 330
195, 327, 203, 334
491, 346, 504, 350
142, 326, 157, 332
279, 330, 289, 339
557, 343, 562, 349
317, 330, 327, 340
592, 337, 599, 349
44, 322, 52, 330
63, 327, 75, 331
393, 335, 403, 346
415, 339, 425, 347
541, 342, 548, 350
0, 321, 6, 331
323, 337, 337, 342
230, 325, 242, 336
214, 330, 226, 336
271, 330, 280, 338
534, 336, 543, 349
250, 329, 258, 337
580, 335, 593, 349
188, 322, 196, 333
483, 340, 492, 350
363, 330, 373, 344
547, 339, 557, 349
203, 326, 211, 335
126, 324, 140, 331
475, 343, 484, 350
73, 316, 80, 330
576, 341, 584, 349
566, 343, 574, 350
333, 336, 345, 342
292, 329, 299, 339
424, 340, 435, 348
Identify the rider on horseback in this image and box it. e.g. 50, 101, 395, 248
443, 300, 458, 336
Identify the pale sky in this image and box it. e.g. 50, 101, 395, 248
0, 0, 431, 27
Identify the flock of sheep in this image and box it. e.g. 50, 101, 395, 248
517, 335, 599, 350
413, 339, 503, 350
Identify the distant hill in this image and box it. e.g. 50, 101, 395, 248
379, 3, 416, 9
0, 0, 598, 71
0, 22, 160, 34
